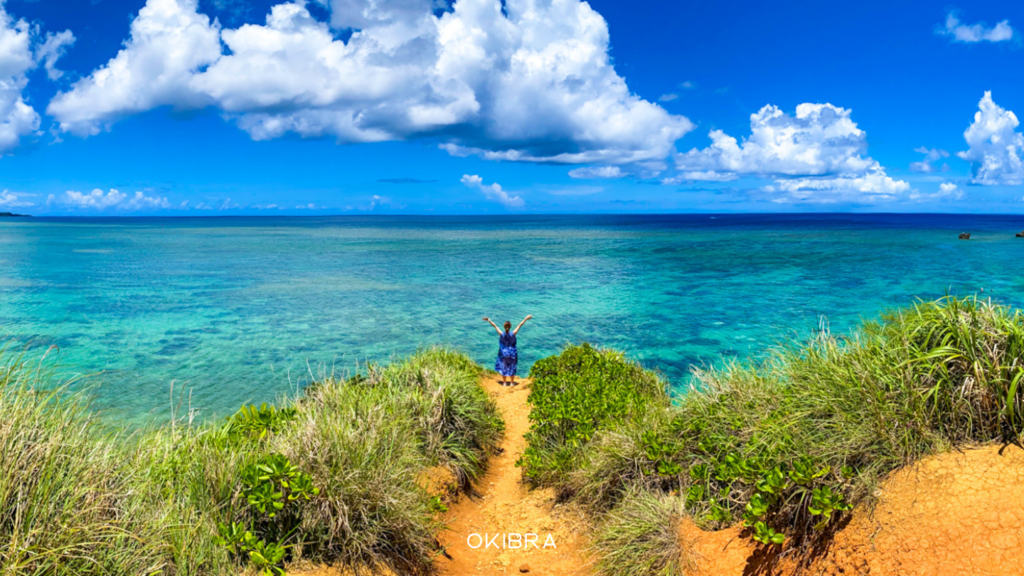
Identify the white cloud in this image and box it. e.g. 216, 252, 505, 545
568, 166, 624, 179
765, 169, 911, 203
34, 30, 75, 80
662, 170, 737, 184
677, 103, 879, 176
659, 93, 678, 102
0, 189, 32, 207
48, 0, 692, 165
46, 189, 172, 211
674, 102, 908, 201
460, 174, 524, 207
47, 0, 222, 136
909, 146, 949, 173
957, 91, 1024, 186
909, 181, 963, 202
680, 81, 694, 89
937, 12, 1015, 43
0, 4, 43, 155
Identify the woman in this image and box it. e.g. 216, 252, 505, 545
483, 315, 533, 386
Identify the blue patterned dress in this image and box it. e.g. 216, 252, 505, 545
495, 331, 518, 377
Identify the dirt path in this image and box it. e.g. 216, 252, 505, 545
436, 375, 592, 576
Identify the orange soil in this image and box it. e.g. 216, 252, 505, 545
436, 375, 592, 576
286, 374, 590, 576
684, 444, 1024, 576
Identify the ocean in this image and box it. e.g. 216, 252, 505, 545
3, 213, 1023, 423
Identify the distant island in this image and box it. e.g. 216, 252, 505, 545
0, 212, 30, 217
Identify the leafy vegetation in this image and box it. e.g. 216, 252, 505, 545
0, 346, 502, 576
522, 296, 1024, 576
518, 343, 669, 492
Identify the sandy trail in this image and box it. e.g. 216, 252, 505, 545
436, 375, 592, 576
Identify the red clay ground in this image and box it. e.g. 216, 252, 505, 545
436, 375, 592, 576
684, 444, 1024, 575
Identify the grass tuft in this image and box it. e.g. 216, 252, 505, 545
592, 490, 693, 576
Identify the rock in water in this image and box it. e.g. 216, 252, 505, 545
1016, 231, 1024, 237
959, 232, 971, 240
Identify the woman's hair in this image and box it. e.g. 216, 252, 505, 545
503, 321, 512, 331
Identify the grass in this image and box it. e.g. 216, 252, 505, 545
591, 490, 693, 576
0, 346, 503, 576
520, 296, 1024, 576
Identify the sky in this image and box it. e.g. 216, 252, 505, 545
0, 0, 1022, 215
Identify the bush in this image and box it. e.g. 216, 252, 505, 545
0, 346, 502, 576
519, 297, 1024, 576
519, 343, 669, 492
578, 296, 1024, 555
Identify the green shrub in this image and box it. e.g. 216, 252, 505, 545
519, 343, 669, 491
578, 295, 1024, 562
0, 346, 501, 576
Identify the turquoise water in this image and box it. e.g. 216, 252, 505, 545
2, 214, 1023, 423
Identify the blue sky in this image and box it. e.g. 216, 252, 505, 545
0, 0, 1022, 214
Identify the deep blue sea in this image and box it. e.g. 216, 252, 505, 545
3, 214, 1023, 423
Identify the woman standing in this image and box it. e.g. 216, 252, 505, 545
483, 315, 532, 386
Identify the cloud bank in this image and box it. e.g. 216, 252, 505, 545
47, 189, 172, 211
48, 0, 692, 165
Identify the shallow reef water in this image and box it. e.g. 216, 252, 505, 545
2, 213, 1022, 423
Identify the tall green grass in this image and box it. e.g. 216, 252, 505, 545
0, 346, 502, 576
521, 296, 1024, 576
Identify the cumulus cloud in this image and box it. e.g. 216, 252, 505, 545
568, 166, 624, 179
46, 189, 172, 211
659, 93, 677, 102
677, 103, 877, 175
674, 102, 908, 201
48, 0, 692, 165
460, 174, 524, 206
0, 189, 32, 207
937, 12, 1015, 43
0, 2, 72, 155
46, 0, 222, 136
957, 91, 1024, 186
909, 146, 949, 173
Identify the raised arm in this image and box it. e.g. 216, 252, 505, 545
513, 315, 533, 335
482, 317, 502, 335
